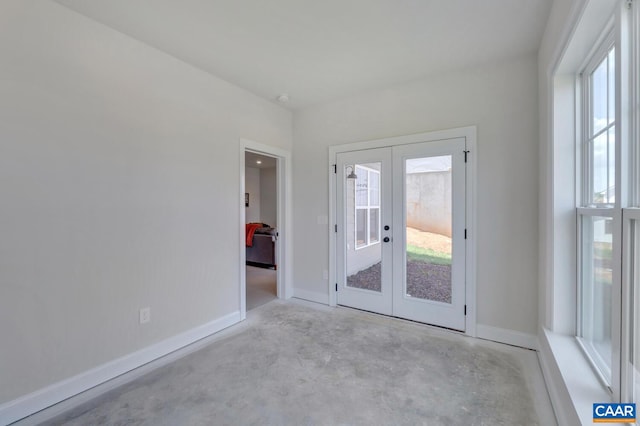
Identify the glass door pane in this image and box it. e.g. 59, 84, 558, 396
346, 162, 382, 292
404, 156, 453, 303
336, 147, 393, 316
392, 138, 466, 331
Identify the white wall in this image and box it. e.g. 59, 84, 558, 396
537, 0, 585, 334
0, 0, 291, 406
260, 167, 277, 227
246, 166, 278, 226
406, 171, 453, 237
245, 167, 261, 223
293, 53, 540, 336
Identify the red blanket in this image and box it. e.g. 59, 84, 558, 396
246, 223, 262, 247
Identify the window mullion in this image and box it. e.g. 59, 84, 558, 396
578, 207, 616, 217
623, 0, 640, 402
368, 170, 372, 246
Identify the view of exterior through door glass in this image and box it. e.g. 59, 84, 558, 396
404, 156, 452, 303
347, 163, 382, 292
336, 139, 465, 330
346, 157, 453, 304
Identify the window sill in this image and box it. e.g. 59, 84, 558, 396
540, 327, 611, 425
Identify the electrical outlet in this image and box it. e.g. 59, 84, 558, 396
322, 269, 328, 280
139, 307, 151, 324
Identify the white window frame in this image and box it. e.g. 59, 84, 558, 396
576, 31, 620, 390
354, 165, 381, 250
623, 0, 640, 402
624, 209, 640, 401
631, 1, 640, 208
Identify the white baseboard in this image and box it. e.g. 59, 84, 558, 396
293, 288, 329, 305
0, 311, 241, 425
476, 324, 539, 350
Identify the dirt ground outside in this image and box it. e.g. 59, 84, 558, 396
406, 227, 451, 253
346, 227, 453, 303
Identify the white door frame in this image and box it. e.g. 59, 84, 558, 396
328, 126, 477, 337
240, 139, 293, 320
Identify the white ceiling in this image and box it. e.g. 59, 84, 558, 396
55, 0, 552, 110
246, 151, 277, 169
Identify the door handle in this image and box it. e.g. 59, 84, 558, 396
384, 225, 390, 231
383, 237, 390, 243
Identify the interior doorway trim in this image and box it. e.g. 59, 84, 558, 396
240, 139, 293, 320
328, 126, 477, 337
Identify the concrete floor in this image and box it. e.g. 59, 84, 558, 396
246, 265, 277, 311
44, 300, 556, 425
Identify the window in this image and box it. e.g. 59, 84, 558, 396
633, 1, 640, 208
630, 214, 640, 402
585, 48, 616, 205
627, 0, 640, 404
579, 214, 614, 379
577, 41, 617, 386
354, 165, 380, 249
548, 0, 640, 409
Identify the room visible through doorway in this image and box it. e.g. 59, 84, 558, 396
244, 151, 278, 310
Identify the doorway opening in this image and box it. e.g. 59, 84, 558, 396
240, 139, 292, 320
244, 151, 278, 311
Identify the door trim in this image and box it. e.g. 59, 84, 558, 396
240, 139, 293, 321
328, 126, 477, 337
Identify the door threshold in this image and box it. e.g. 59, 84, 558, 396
336, 304, 465, 334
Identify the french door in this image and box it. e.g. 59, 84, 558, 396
336, 138, 467, 331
